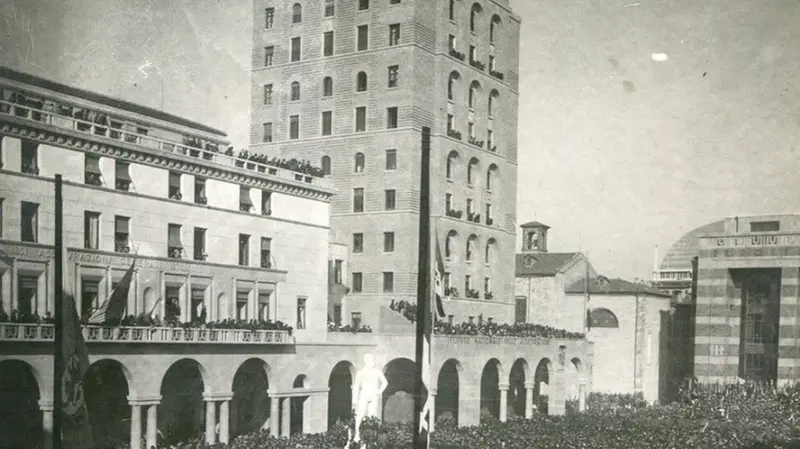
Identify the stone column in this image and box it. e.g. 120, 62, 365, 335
498, 383, 509, 422
205, 399, 217, 444
281, 397, 292, 437
146, 404, 158, 449
219, 400, 230, 444
39, 400, 53, 449
130, 404, 142, 449
524, 381, 534, 419
269, 393, 280, 437
578, 383, 587, 412
429, 389, 438, 433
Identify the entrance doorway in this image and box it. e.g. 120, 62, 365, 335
736, 268, 781, 383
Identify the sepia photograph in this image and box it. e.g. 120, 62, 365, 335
0, 0, 799, 448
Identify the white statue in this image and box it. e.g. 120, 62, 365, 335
351, 353, 388, 443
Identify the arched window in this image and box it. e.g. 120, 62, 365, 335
321, 156, 331, 175
488, 89, 500, 117
485, 238, 497, 264
589, 308, 619, 328
466, 234, 478, 261
486, 163, 498, 190
356, 71, 368, 92
290, 81, 301, 101
446, 150, 459, 179
448, 71, 460, 101
467, 157, 479, 185
354, 152, 365, 173
292, 3, 303, 23
469, 80, 481, 110
490, 15, 501, 43
322, 77, 333, 97
446, 230, 458, 258
469, 3, 482, 33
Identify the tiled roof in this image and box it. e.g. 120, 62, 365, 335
515, 252, 580, 276
660, 220, 725, 270
519, 221, 550, 228
566, 276, 671, 298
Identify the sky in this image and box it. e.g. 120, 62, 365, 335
1, 0, 798, 281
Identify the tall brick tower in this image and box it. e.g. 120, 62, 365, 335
249, 0, 521, 325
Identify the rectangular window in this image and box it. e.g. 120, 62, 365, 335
353, 233, 364, 253
357, 25, 369, 51
194, 227, 206, 261
17, 274, 37, 316
385, 149, 397, 171
355, 107, 366, 132
445, 193, 452, 211
297, 297, 307, 329
20, 201, 38, 243
321, 111, 333, 136
489, 55, 495, 71
383, 272, 394, 292
167, 224, 183, 258
384, 189, 396, 210
240, 186, 254, 212
359, 0, 369, 10
468, 122, 475, 138
466, 198, 474, 215
236, 290, 248, 320
448, 34, 456, 51
352, 272, 363, 293
80, 279, 99, 319
263, 122, 273, 143
0, 198, 3, 238
387, 107, 398, 129
238, 234, 250, 266
323, 31, 334, 56
168, 171, 181, 199
20, 140, 38, 175
389, 24, 400, 46
325, 0, 335, 17
351, 311, 362, 327
444, 272, 451, 291
750, 221, 780, 232
384, 232, 395, 252
484, 277, 491, 294
486, 203, 493, 221
264, 84, 273, 105
261, 190, 272, 215
487, 129, 494, 151
353, 188, 364, 212
115, 161, 132, 191
334, 259, 343, 284
388, 65, 399, 87
261, 237, 272, 268
290, 37, 301, 62
84, 154, 102, 186
289, 115, 299, 139
265, 7, 274, 28
84, 211, 100, 249
390, 0, 400, 3
114, 215, 130, 253
264, 46, 275, 66
449, 0, 455, 20
465, 274, 471, 291
447, 114, 454, 132
194, 177, 207, 204
469, 45, 477, 62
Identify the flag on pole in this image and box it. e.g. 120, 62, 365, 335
88, 260, 135, 325
585, 252, 592, 332
433, 238, 447, 320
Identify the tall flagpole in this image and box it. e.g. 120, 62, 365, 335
53, 174, 64, 449
413, 127, 432, 449
584, 250, 590, 333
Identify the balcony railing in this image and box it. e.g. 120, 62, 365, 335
653, 270, 693, 282
0, 323, 294, 345
0, 98, 328, 187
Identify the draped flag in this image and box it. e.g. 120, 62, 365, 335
433, 238, 447, 320
135, 296, 162, 325
88, 260, 135, 325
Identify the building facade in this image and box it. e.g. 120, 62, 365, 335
249, 0, 522, 326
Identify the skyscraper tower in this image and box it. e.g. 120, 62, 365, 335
250, 0, 521, 325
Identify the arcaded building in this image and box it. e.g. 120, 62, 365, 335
249, 0, 522, 324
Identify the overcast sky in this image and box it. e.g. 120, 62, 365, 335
2, 0, 798, 281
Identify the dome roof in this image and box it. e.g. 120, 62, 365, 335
660, 220, 725, 271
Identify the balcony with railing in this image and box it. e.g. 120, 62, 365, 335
0, 88, 330, 188
652, 269, 693, 285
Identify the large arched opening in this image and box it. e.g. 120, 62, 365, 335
534, 358, 553, 415
328, 361, 355, 429
382, 358, 416, 423
0, 360, 41, 448
435, 359, 461, 426
231, 358, 271, 438
84, 359, 131, 448
508, 358, 528, 418
160, 359, 206, 444
479, 358, 502, 422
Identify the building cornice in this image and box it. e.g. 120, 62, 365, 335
0, 118, 335, 202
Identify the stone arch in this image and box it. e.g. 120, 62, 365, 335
447, 70, 461, 101
488, 89, 500, 117
486, 163, 498, 191
479, 358, 504, 422
569, 357, 583, 401
159, 358, 208, 444
508, 358, 529, 418
589, 308, 619, 328
0, 360, 42, 449
446, 149, 460, 179
321, 155, 331, 175
490, 14, 502, 43
356, 71, 368, 92
382, 357, 416, 423
231, 358, 271, 438
468, 80, 482, 110
322, 76, 334, 97
445, 230, 459, 259
84, 359, 132, 447
354, 152, 365, 173
469, 2, 484, 33
328, 361, 356, 428
293, 374, 309, 388
436, 358, 462, 426
466, 234, 479, 261
534, 358, 553, 415
291, 374, 309, 435
485, 238, 498, 265
467, 156, 480, 185
292, 3, 303, 23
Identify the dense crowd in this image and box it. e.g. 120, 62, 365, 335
228, 148, 325, 178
